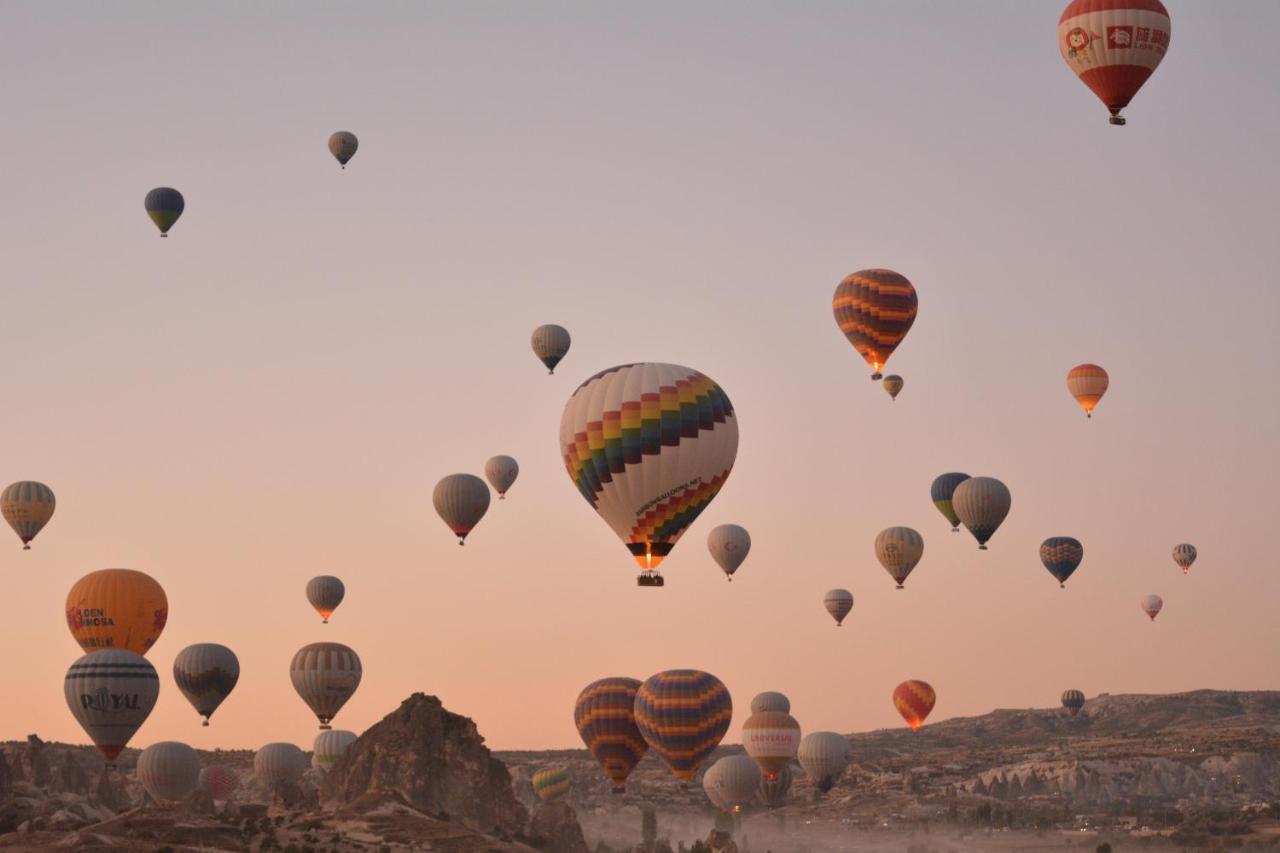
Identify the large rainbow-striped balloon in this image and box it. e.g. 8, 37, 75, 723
634, 670, 732, 783
574, 677, 648, 793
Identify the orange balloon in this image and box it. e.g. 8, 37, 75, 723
65, 569, 168, 656
1067, 364, 1109, 418
892, 680, 936, 732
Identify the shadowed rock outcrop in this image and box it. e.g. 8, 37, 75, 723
527, 800, 589, 853
322, 693, 530, 840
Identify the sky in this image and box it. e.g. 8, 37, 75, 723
1, 1, 1278, 753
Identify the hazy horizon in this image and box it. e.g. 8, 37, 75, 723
1, 1, 1277, 753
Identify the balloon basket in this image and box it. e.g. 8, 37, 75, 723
1109, 115, 1126, 126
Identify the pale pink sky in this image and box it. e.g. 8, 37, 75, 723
1, 2, 1278, 753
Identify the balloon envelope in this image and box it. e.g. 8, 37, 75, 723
66, 569, 168, 656
306, 576, 345, 623
634, 670, 732, 782
1040, 537, 1084, 587
1067, 364, 1110, 417
893, 680, 936, 732
1, 481, 55, 549
173, 643, 239, 724
484, 455, 519, 498
312, 729, 358, 773
875, 527, 924, 589
532, 767, 572, 802
560, 363, 739, 582
749, 691, 790, 715
1061, 689, 1086, 717
1059, 0, 1170, 124
199, 765, 240, 801
328, 131, 358, 167
290, 642, 362, 729
798, 731, 851, 794
952, 477, 1012, 549
702, 755, 760, 812
882, 375, 903, 400
757, 762, 792, 809
930, 473, 970, 532
531, 325, 571, 374
64, 649, 159, 762
144, 187, 184, 235
255, 743, 306, 789
1172, 543, 1197, 574
832, 269, 918, 379
574, 677, 648, 793
707, 524, 751, 580
1141, 594, 1163, 620
824, 589, 853, 626
136, 741, 200, 802
742, 710, 801, 781
433, 474, 491, 544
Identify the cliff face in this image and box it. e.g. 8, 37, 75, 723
321, 693, 530, 840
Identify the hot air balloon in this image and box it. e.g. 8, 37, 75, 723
798, 731, 851, 794
255, 743, 306, 791
875, 527, 924, 589
1172, 543, 1197, 575
832, 269, 918, 380
290, 642, 362, 729
702, 755, 761, 813
953, 477, 1011, 550
1067, 364, 1110, 417
1, 481, 55, 550
312, 729, 357, 773
433, 474, 490, 545
144, 187, 184, 236
930, 473, 970, 533
1059, 0, 1170, 125
742, 710, 801, 781
893, 680, 936, 732
882, 375, 904, 400
574, 677, 649, 794
136, 741, 200, 803
532, 767, 572, 802
757, 762, 792, 809
1040, 537, 1084, 588
306, 576, 345, 624
173, 643, 239, 725
749, 692, 790, 715
66, 569, 168, 655
531, 324, 572, 374
1141, 594, 1163, 621
634, 670, 732, 783
328, 131, 358, 168
1061, 689, 1086, 718
707, 524, 751, 581
561, 363, 739, 586
824, 589, 853, 626
64, 649, 159, 763
198, 765, 240, 802
484, 455, 519, 499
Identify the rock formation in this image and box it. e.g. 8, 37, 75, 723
526, 800, 589, 853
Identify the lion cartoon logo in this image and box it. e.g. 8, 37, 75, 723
1065, 27, 1092, 57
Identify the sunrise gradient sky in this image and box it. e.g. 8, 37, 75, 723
2, 1, 1278, 752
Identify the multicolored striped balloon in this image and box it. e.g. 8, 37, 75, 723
892, 680, 936, 732
832, 269, 918, 380
532, 767, 572, 802
1172, 543, 1197, 575
1061, 689, 1086, 717
930, 473, 970, 532
574, 676, 648, 793
1067, 364, 1109, 417
823, 589, 853, 627
1059, 0, 1170, 125
875, 527, 924, 589
634, 669, 732, 783
1040, 537, 1084, 588
560, 364, 738, 584
1, 481, 55, 550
